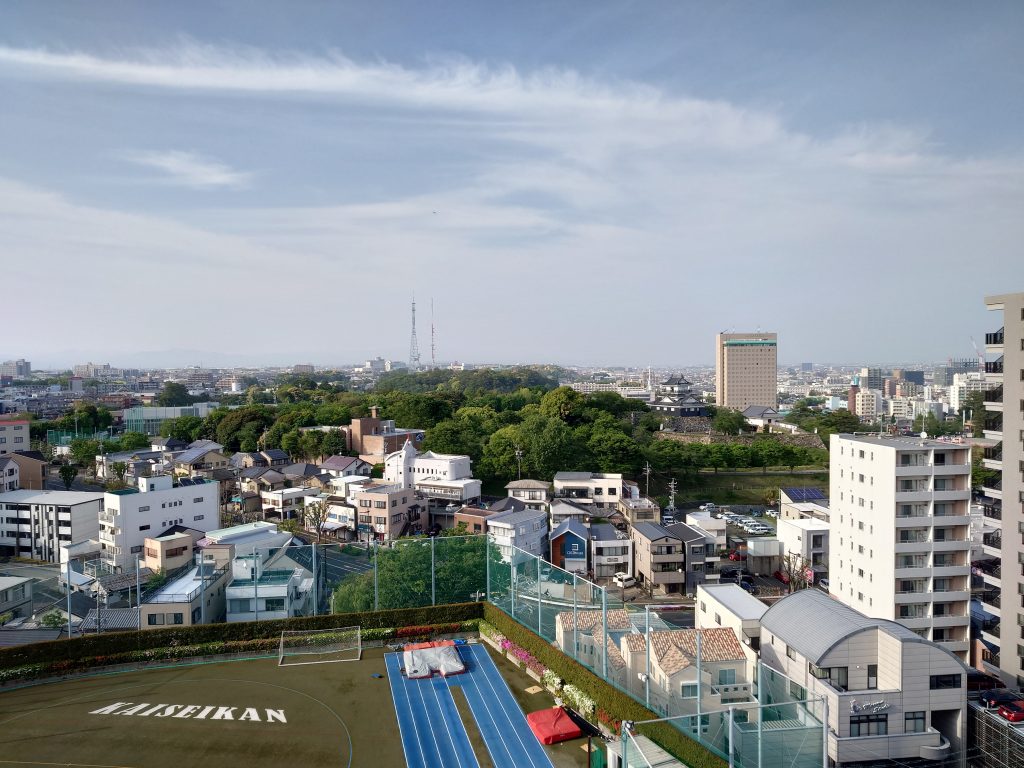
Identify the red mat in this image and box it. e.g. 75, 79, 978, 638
526, 707, 584, 745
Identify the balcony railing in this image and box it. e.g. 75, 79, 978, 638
984, 532, 1002, 549
985, 328, 1004, 345
973, 560, 1001, 578
984, 445, 1003, 461
985, 386, 1003, 404
984, 413, 1003, 431
982, 649, 1000, 666
983, 504, 1002, 521
985, 357, 1004, 375
982, 592, 1002, 609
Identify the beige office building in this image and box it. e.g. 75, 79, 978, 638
981, 292, 1024, 685
829, 434, 972, 660
714, 332, 777, 410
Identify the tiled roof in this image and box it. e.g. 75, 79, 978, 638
592, 626, 627, 670
505, 479, 552, 490
623, 628, 745, 675
555, 609, 632, 632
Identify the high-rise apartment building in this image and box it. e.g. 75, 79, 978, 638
829, 434, 972, 661
982, 292, 1024, 685
0, 359, 31, 378
714, 332, 777, 410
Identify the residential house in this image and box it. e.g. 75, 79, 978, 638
260, 487, 307, 520
742, 405, 780, 432
620, 627, 754, 717
230, 451, 269, 470
0, 489, 103, 563
346, 407, 425, 463
759, 589, 966, 768
259, 449, 290, 468
238, 467, 286, 494
352, 482, 425, 542
96, 449, 164, 481
98, 475, 220, 572
552, 472, 624, 509
172, 445, 229, 476
0, 457, 18, 492
631, 522, 686, 595
549, 519, 589, 575
9, 451, 46, 490
778, 486, 830, 522
549, 498, 601, 529
0, 420, 29, 456
319, 455, 372, 478
140, 543, 232, 628
590, 523, 633, 579
486, 507, 549, 561
776, 516, 829, 584
0, 576, 32, 619
553, 608, 633, 682
695, 582, 767, 652
384, 441, 482, 507
453, 506, 492, 535
618, 495, 660, 526
150, 436, 188, 454
505, 479, 552, 511
665, 522, 717, 593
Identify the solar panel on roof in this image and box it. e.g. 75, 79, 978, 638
178, 478, 193, 486
782, 487, 825, 502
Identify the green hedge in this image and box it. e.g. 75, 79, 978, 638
0, 618, 480, 684
0, 602, 483, 671
482, 604, 728, 768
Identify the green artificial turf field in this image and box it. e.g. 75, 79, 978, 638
0, 648, 400, 768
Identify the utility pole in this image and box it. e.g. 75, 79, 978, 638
430, 298, 436, 369
514, 444, 524, 481
667, 478, 677, 511
642, 461, 652, 498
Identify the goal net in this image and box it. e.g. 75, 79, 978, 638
279, 626, 361, 666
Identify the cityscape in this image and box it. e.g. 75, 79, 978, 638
1, 4, 1023, 768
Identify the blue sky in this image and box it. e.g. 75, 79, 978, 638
1, 2, 1022, 368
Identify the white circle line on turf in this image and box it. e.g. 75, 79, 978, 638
0, 676, 353, 768
0, 761, 138, 768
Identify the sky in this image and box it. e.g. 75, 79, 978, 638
1, 1, 1022, 369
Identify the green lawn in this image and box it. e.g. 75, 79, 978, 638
677, 471, 828, 505
0, 650, 399, 768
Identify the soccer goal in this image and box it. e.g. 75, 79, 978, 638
279, 626, 362, 666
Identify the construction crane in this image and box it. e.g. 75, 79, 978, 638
969, 336, 984, 374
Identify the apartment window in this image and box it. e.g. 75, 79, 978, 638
193, 497, 204, 503
718, 669, 736, 686
850, 714, 887, 737
264, 598, 285, 612
786, 645, 796, 660
229, 599, 253, 613
858, 474, 864, 483
858, 450, 865, 458
929, 674, 961, 690
138, 524, 150, 531
905, 711, 926, 734
193, 515, 204, 521
867, 664, 878, 690
681, 684, 698, 699
147, 614, 165, 626
170, 613, 184, 625
139, 506, 150, 512
700, 601, 706, 613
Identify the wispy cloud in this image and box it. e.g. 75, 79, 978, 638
121, 149, 251, 188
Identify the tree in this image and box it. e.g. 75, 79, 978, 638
58, 463, 78, 490
109, 461, 128, 487
304, 500, 330, 542
962, 390, 987, 438
118, 431, 150, 451
280, 429, 302, 460
160, 415, 204, 442
155, 382, 193, 407
780, 552, 813, 594
539, 387, 586, 425
320, 430, 347, 457
712, 408, 747, 435
587, 428, 643, 475
69, 438, 100, 473
40, 610, 66, 629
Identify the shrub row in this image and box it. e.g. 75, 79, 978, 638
482, 604, 728, 768
0, 619, 479, 685
0, 602, 484, 671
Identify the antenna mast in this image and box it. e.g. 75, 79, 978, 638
431, 298, 436, 369
408, 297, 421, 370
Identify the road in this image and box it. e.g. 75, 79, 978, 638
43, 467, 105, 493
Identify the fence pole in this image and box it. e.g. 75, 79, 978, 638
485, 534, 491, 601
510, 551, 516, 616
601, 585, 608, 679
728, 706, 735, 768
572, 572, 578, 661
373, 539, 379, 612
645, 603, 651, 709
65, 559, 72, 639
696, 630, 703, 743
253, 550, 259, 622
536, 556, 542, 636
822, 696, 828, 768
431, 537, 436, 607
135, 555, 141, 630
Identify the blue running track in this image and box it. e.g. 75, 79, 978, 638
386, 644, 555, 768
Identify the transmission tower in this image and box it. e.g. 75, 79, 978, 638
408, 297, 421, 370
431, 298, 437, 369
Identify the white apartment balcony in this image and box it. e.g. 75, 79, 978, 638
894, 566, 931, 579
895, 515, 930, 528
981, 625, 1000, 647
930, 539, 970, 553
894, 491, 934, 503
982, 531, 1001, 558
985, 327, 1005, 354
896, 615, 931, 629
983, 384, 1003, 412
894, 463, 971, 477
932, 512, 972, 526
931, 490, 971, 503
931, 565, 970, 579
934, 639, 970, 655
931, 612, 971, 627
981, 479, 1002, 500
99, 530, 116, 545
99, 511, 116, 524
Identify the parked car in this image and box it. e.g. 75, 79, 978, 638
998, 701, 1024, 722
765, 509, 778, 518
980, 689, 1019, 709
967, 671, 1003, 699
612, 572, 636, 589
818, 579, 830, 592
773, 570, 791, 585
699, 503, 718, 512
728, 550, 747, 561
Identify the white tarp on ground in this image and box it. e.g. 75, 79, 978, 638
403, 642, 466, 679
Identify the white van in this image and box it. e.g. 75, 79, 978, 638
612, 572, 636, 589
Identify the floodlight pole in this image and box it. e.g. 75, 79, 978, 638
645, 603, 651, 709
510, 551, 516, 616
572, 573, 578, 662
431, 537, 436, 606
727, 706, 735, 768
601, 585, 608, 679
312, 541, 318, 616
485, 534, 491, 602
135, 555, 141, 631
253, 550, 259, 622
